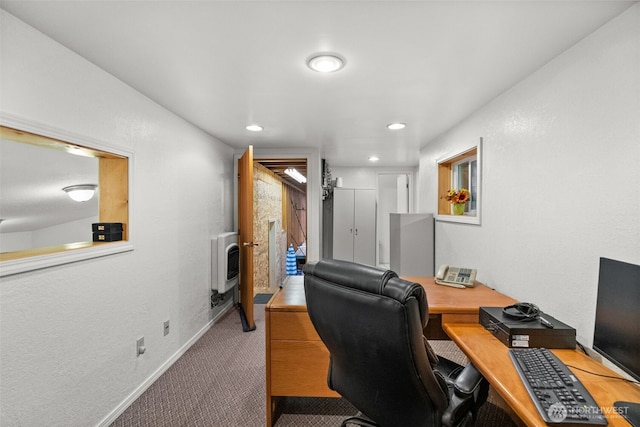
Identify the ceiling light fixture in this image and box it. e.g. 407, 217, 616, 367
387, 123, 406, 130
368, 156, 380, 162
63, 184, 97, 202
307, 54, 345, 73
284, 168, 307, 184
246, 124, 263, 132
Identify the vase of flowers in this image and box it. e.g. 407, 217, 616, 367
443, 188, 470, 215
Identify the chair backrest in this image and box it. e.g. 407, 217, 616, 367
304, 259, 449, 427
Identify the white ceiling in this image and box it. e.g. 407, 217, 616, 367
2, 0, 636, 170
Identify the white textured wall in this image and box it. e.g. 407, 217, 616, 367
0, 230, 32, 252
418, 4, 640, 346
0, 10, 234, 427
377, 174, 398, 265
331, 167, 378, 189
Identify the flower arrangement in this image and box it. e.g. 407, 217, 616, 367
443, 188, 470, 204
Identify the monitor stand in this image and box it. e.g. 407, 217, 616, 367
615, 401, 640, 427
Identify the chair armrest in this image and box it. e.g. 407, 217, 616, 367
453, 363, 484, 397
442, 363, 489, 427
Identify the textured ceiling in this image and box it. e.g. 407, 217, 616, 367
0, 0, 636, 235
2, 0, 635, 169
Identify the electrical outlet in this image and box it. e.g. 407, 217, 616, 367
163, 320, 170, 336
136, 337, 146, 357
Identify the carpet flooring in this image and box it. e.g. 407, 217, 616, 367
111, 304, 517, 426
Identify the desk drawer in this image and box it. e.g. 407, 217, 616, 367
270, 311, 321, 341
270, 340, 339, 397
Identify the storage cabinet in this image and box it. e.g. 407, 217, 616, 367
332, 188, 376, 265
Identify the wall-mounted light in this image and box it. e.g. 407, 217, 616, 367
284, 168, 307, 184
63, 184, 97, 202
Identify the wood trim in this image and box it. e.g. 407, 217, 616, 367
0, 124, 130, 262
282, 183, 289, 241
438, 162, 452, 215
0, 125, 123, 159
238, 146, 255, 329
99, 157, 129, 240
437, 145, 478, 216
0, 241, 94, 261
281, 181, 307, 250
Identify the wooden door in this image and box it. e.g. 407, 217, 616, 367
238, 146, 256, 331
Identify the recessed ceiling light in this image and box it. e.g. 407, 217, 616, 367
246, 124, 263, 132
368, 156, 380, 162
387, 123, 406, 130
307, 54, 345, 73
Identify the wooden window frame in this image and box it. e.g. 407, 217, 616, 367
436, 138, 482, 225
0, 114, 133, 276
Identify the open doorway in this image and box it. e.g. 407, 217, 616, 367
377, 172, 412, 268
252, 159, 307, 295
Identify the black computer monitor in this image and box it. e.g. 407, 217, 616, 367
593, 257, 640, 382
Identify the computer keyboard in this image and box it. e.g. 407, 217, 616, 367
509, 348, 608, 426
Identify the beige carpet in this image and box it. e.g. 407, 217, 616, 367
111, 305, 516, 426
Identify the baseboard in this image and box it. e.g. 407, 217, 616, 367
96, 299, 235, 427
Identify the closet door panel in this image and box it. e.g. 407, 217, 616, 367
332, 189, 355, 262
353, 189, 376, 266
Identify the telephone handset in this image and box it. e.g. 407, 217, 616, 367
435, 265, 477, 289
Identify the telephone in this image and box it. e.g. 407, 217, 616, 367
435, 265, 477, 289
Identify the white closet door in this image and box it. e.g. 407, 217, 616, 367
353, 189, 376, 266
396, 174, 409, 213
332, 189, 355, 262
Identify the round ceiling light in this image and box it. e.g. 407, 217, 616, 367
246, 124, 263, 132
63, 184, 97, 202
387, 122, 406, 130
307, 54, 345, 73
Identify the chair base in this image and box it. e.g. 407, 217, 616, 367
341, 412, 379, 427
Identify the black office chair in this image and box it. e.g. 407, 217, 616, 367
304, 259, 488, 427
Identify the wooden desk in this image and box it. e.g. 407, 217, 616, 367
265, 275, 516, 426
404, 276, 517, 338
444, 323, 640, 427
265, 276, 338, 427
